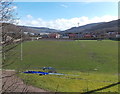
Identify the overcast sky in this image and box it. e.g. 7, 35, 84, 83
14, 1, 118, 30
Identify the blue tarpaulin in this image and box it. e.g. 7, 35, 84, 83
23, 71, 49, 75
23, 71, 64, 75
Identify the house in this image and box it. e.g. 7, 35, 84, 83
84, 34, 93, 38
48, 33, 57, 38
30, 33, 35, 36
76, 33, 84, 38
68, 33, 77, 39
62, 36, 69, 39
116, 34, 120, 38
40, 33, 50, 35
48, 33, 61, 39
56, 33, 61, 39
36, 37, 42, 40
41, 34, 49, 38
23, 32, 29, 35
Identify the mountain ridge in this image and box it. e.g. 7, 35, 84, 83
17, 19, 118, 34
61, 20, 118, 34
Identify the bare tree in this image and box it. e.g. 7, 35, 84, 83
0, 0, 30, 93
0, 0, 21, 69
0, 0, 17, 23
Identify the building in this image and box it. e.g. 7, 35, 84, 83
62, 36, 69, 39
84, 34, 93, 38
68, 33, 77, 39
48, 33, 61, 39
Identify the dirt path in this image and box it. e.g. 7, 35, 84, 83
2, 70, 47, 92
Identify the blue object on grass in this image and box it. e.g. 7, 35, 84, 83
23, 71, 49, 75
49, 73, 64, 75
23, 71, 65, 76
42, 67, 55, 70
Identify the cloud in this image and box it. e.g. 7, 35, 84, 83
12, 6, 17, 10
18, 15, 117, 30
26, 15, 33, 19
61, 4, 68, 8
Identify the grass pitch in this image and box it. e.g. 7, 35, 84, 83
6, 40, 119, 92
8, 40, 118, 73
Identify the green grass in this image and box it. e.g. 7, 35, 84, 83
6, 40, 118, 74
19, 71, 119, 92
5, 40, 119, 92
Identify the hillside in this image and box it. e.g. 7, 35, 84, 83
18, 26, 61, 34
62, 22, 104, 33
62, 20, 118, 34
4, 19, 118, 35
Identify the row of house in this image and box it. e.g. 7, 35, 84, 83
23, 31, 120, 40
